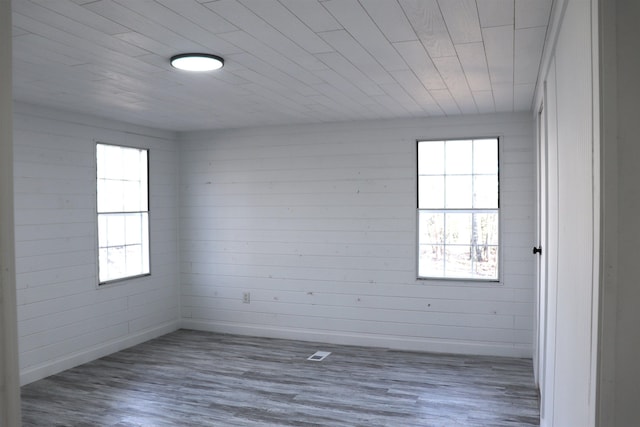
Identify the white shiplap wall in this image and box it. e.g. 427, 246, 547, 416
179, 113, 535, 357
535, 0, 600, 425
13, 103, 181, 385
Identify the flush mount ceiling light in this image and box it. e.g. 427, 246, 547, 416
170, 53, 224, 72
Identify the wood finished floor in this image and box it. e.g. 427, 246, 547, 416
21, 330, 540, 426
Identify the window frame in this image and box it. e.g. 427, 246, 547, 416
416, 137, 501, 282
96, 142, 151, 286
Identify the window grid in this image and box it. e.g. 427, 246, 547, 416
417, 138, 499, 281
97, 143, 150, 285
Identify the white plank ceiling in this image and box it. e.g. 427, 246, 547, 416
11, 0, 552, 131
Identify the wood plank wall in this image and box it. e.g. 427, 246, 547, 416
179, 113, 535, 357
535, 0, 600, 425
11, 106, 535, 387
13, 103, 181, 385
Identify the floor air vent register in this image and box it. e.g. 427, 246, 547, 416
307, 351, 331, 361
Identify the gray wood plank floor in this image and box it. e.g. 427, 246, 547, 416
21, 330, 540, 426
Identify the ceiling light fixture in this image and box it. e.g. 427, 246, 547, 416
170, 53, 224, 72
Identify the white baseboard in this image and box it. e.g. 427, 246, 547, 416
180, 319, 532, 359
20, 318, 531, 386
20, 321, 180, 385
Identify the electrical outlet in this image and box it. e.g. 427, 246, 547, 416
242, 292, 251, 304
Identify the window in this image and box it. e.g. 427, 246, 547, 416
417, 138, 499, 280
97, 143, 150, 284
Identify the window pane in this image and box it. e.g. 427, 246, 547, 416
96, 144, 106, 178
445, 175, 472, 208
125, 214, 142, 245
418, 176, 444, 209
123, 180, 142, 212
98, 215, 108, 248
107, 246, 126, 280
444, 245, 473, 278
101, 146, 124, 179
473, 175, 499, 208
445, 213, 472, 245
106, 215, 125, 247
125, 245, 143, 276
97, 179, 125, 212
475, 246, 499, 278
97, 213, 149, 282
473, 139, 498, 174
418, 141, 444, 175
141, 213, 150, 273
418, 244, 444, 278
98, 248, 109, 282
475, 213, 499, 245
122, 149, 141, 181
445, 140, 472, 174
97, 179, 107, 212
418, 212, 444, 245
140, 152, 148, 211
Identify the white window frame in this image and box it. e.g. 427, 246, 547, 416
416, 137, 500, 282
96, 142, 150, 285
